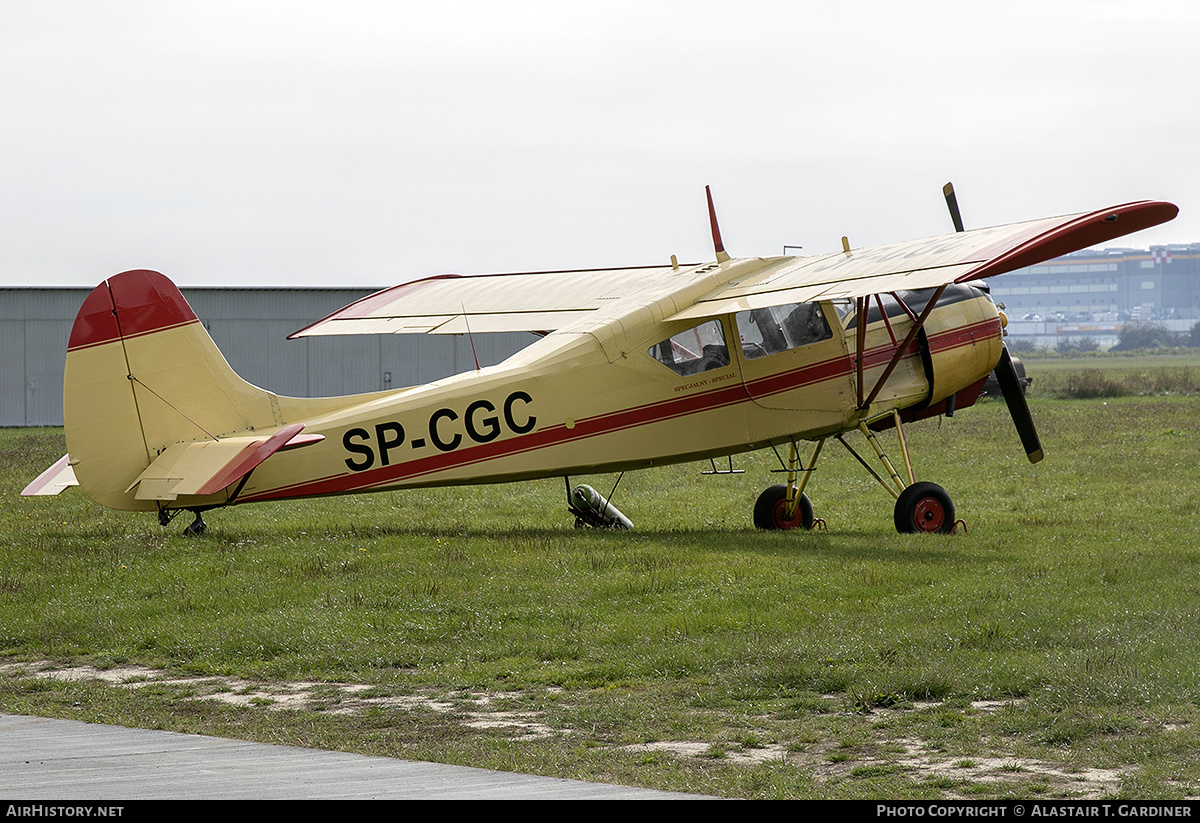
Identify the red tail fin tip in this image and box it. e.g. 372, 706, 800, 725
67, 270, 198, 351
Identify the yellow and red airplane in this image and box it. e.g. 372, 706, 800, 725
23, 186, 1177, 535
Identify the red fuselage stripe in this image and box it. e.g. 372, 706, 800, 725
238, 319, 1000, 503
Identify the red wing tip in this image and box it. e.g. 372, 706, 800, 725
960, 200, 1180, 284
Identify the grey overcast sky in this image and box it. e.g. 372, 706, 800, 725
2, 0, 1196, 288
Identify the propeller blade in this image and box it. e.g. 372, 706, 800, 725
994, 347, 1043, 463
942, 181, 1036, 459
943, 182, 965, 233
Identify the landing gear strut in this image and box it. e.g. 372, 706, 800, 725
157, 506, 209, 537
757, 411, 960, 534
754, 440, 821, 531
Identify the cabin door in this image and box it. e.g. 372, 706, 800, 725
732, 301, 857, 427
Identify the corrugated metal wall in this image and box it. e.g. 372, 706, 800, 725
1, 287, 533, 426
1, 289, 77, 426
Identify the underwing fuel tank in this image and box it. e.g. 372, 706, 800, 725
569, 484, 633, 530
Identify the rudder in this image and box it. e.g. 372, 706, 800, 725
64, 270, 286, 511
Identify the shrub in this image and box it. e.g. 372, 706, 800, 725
1058, 369, 1130, 399
1052, 366, 1200, 399
1110, 323, 1183, 352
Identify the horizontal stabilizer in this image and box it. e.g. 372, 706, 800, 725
126, 424, 320, 501
22, 454, 79, 496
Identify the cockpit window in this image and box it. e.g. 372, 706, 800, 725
831, 298, 857, 326
649, 319, 730, 376
736, 303, 832, 360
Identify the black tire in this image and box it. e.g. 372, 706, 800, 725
753, 484, 814, 530
894, 482, 954, 534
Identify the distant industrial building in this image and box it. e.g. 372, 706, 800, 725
989, 244, 1200, 348
1, 286, 530, 426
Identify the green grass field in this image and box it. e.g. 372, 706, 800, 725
4, 363, 1200, 798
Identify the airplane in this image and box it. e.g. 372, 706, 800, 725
23, 186, 1177, 536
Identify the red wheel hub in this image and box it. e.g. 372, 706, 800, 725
912, 497, 946, 532
771, 498, 804, 530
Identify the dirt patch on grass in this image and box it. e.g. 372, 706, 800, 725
0, 659, 1133, 797
620, 733, 1124, 798
0, 659, 558, 739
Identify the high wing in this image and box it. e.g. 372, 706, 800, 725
289, 265, 682, 338
289, 199, 1177, 338
671, 200, 1178, 321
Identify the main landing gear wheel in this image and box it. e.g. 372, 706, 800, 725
753, 484, 815, 530
894, 482, 954, 534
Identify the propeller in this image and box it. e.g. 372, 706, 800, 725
943, 182, 965, 233
944, 182, 1044, 463
993, 347, 1044, 463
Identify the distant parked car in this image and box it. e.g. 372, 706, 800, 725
1021, 313, 1042, 321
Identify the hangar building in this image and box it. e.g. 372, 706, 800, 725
1, 286, 530, 427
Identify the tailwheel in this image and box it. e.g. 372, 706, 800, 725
182, 510, 207, 537
754, 484, 815, 531
893, 482, 954, 534
157, 506, 209, 536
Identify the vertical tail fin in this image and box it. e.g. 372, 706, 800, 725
64, 270, 286, 511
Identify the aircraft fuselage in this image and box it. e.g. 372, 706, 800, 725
225, 284, 1003, 507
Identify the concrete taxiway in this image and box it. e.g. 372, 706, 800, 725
0, 714, 710, 799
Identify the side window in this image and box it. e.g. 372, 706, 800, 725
837, 295, 905, 329
736, 303, 831, 360
649, 319, 730, 376
831, 298, 856, 326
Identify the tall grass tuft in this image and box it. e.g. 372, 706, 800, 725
1040, 365, 1200, 399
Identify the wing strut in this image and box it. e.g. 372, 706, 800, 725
854, 181, 975, 411
854, 297, 867, 408
856, 284, 948, 411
